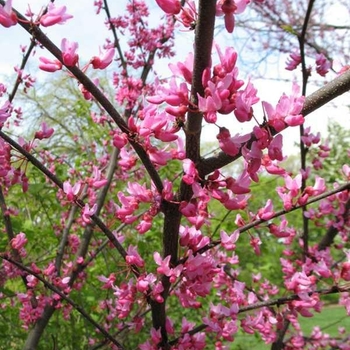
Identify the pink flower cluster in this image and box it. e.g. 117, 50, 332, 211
0, 0, 17, 27
198, 46, 255, 123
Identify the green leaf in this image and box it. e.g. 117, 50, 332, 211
281, 24, 297, 35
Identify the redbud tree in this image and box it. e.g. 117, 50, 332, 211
0, 0, 349, 349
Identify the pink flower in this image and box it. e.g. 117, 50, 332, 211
225, 169, 251, 194
63, 180, 81, 202
43, 262, 56, 276
182, 158, 198, 185
217, 0, 248, 33
61, 38, 79, 67
316, 53, 331, 77
136, 217, 152, 234
234, 81, 259, 122
263, 83, 305, 131
90, 48, 115, 69
136, 273, 156, 293
148, 147, 172, 166
341, 262, 350, 281
217, 127, 251, 157
169, 53, 193, 84
0, 100, 11, 125
40, 4, 73, 27
222, 193, 248, 210
155, 0, 181, 14
268, 134, 283, 161
284, 174, 302, 197
285, 51, 301, 71
113, 132, 128, 148
220, 230, 239, 250
154, 253, 182, 283
304, 176, 326, 196
154, 253, 171, 275
257, 199, 275, 220
11, 232, 27, 250
242, 141, 262, 181
0, 0, 17, 28
34, 122, 54, 140
89, 166, 108, 189
26, 275, 38, 288
38, 57, 62, 72
126, 246, 144, 268
285, 271, 316, 294
197, 88, 222, 123
250, 236, 261, 255
268, 218, 293, 238
0, 83, 6, 97
179, 1, 197, 29
98, 273, 116, 289
82, 203, 97, 223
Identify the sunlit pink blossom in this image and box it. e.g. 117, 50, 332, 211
61, 38, 79, 67
250, 236, 261, 255
0, 100, 11, 125
26, 275, 38, 288
11, 232, 27, 250
234, 81, 259, 122
169, 53, 193, 84
63, 180, 81, 202
263, 83, 305, 131
90, 48, 115, 69
126, 245, 144, 268
217, 127, 251, 157
182, 158, 198, 185
34, 122, 54, 140
82, 203, 97, 223
38, 57, 63, 72
316, 53, 331, 77
0, 0, 17, 27
89, 166, 108, 189
242, 141, 262, 181
285, 51, 301, 71
136, 217, 152, 234
268, 218, 293, 238
284, 173, 302, 197
225, 169, 251, 194
268, 134, 283, 161
220, 230, 239, 250
40, 4, 73, 27
155, 0, 181, 14
216, 0, 248, 33
98, 273, 116, 289
257, 199, 275, 220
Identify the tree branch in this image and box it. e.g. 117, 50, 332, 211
297, 0, 315, 267
152, 1, 217, 347
185, 0, 216, 162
